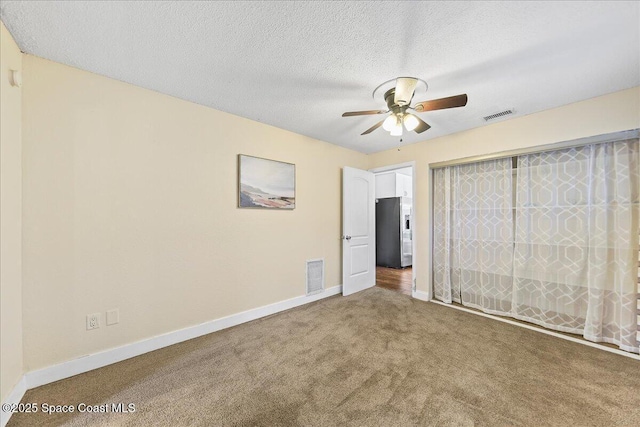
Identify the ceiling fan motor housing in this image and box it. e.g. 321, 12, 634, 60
384, 88, 409, 115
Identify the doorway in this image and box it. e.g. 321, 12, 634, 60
371, 164, 415, 296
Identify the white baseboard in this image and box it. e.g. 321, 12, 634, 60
429, 299, 640, 361
24, 285, 342, 390
1, 376, 26, 427
412, 290, 430, 301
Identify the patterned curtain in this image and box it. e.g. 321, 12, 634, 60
513, 139, 639, 353
433, 158, 514, 314
433, 137, 639, 353
433, 167, 455, 303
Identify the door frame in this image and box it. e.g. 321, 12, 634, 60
369, 161, 417, 297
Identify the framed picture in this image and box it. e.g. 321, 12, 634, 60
238, 154, 295, 209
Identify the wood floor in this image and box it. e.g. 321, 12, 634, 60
375, 266, 412, 295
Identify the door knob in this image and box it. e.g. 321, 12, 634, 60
342, 235, 352, 241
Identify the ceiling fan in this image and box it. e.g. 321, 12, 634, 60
342, 77, 468, 136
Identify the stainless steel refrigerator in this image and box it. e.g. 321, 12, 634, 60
375, 197, 412, 268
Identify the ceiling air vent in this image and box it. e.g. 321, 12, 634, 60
483, 109, 514, 122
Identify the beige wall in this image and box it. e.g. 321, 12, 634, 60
21, 55, 368, 371
368, 87, 640, 296
0, 22, 24, 402
9, 40, 640, 379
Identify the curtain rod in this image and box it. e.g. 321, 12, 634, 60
429, 129, 639, 170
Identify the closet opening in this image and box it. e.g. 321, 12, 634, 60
430, 129, 640, 355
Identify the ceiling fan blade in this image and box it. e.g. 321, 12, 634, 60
361, 119, 385, 135
413, 116, 431, 134
413, 94, 468, 112
342, 110, 387, 117
394, 77, 418, 106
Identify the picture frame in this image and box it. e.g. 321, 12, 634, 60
238, 154, 296, 209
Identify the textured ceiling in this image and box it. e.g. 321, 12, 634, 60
1, 1, 638, 154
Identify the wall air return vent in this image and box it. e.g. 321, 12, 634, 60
483, 109, 514, 122
306, 259, 325, 296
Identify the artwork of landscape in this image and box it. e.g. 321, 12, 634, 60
238, 155, 295, 209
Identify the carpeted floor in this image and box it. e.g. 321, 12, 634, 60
9, 287, 640, 426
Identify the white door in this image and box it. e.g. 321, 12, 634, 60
342, 166, 376, 296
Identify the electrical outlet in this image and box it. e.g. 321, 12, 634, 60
106, 309, 119, 326
86, 313, 100, 330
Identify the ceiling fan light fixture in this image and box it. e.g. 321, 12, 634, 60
390, 120, 403, 136
382, 115, 397, 131
403, 113, 419, 132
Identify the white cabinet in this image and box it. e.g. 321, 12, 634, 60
375, 173, 396, 198
375, 172, 412, 199
396, 174, 412, 198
